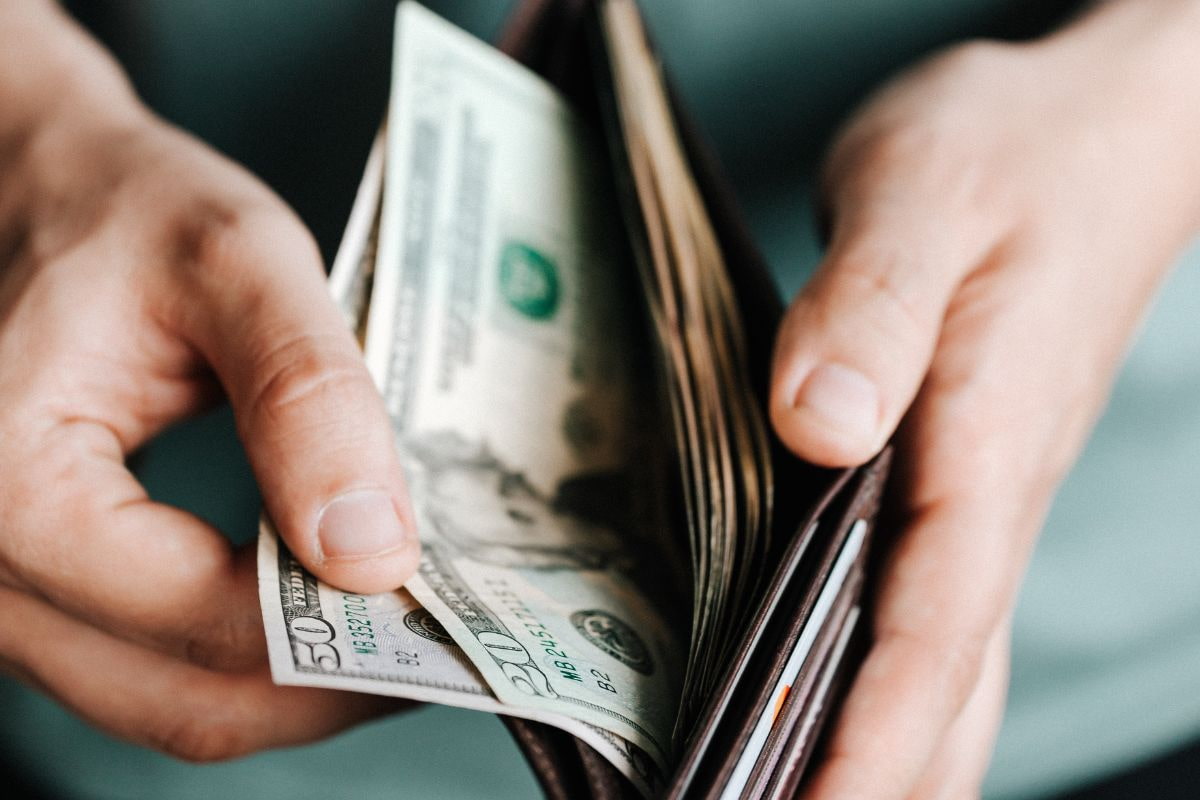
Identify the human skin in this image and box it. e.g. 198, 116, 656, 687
1, 0, 1199, 790
0, 0, 416, 760
769, 0, 1200, 797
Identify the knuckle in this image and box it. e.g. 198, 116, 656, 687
180, 614, 263, 672
154, 708, 249, 764
828, 251, 929, 344
843, 124, 930, 177
933, 37, 1017, 77
909, 387, 1023, 496
832, 116, 974, 198
826, 41, 1019, 210
0, 444, 94, 587
244, 334, 375, 432
165, 200, 249, 274
166, 197, 319, 284
938, 634, 988, 706
891, 625, 988, 712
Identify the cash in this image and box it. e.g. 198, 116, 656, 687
261, 148, 666, 793
366, 0, 682, 765
260, 3, 679, 793
601, 0, 774, 725
259, 2, 791, 795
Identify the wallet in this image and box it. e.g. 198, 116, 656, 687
489, 1, 892, 797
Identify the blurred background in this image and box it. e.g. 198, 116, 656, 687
5, 1, 1200, 797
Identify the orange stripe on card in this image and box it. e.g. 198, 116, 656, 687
772, 685, 791, 725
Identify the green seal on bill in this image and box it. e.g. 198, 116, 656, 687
499, 240, 559, 320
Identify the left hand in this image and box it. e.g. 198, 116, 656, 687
769, 1, 1200, 796
0, 0, 416, 761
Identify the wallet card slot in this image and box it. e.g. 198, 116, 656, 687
767, 612, 871, 800
728, 521, 869, 798
763, 604, 865, 800
744, 562, 867, 797
669, 460, 875, 798
664, 466, 856, 797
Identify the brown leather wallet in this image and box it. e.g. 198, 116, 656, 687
488, 1, 892, 798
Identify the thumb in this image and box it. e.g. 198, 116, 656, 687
183, 208, 418, 594
770, 175, 998, 467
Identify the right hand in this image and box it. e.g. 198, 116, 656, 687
0, 1, 416, 761
769, 1, 1200, 796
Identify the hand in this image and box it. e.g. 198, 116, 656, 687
0, 2, 416, 761
769, 1, 1200, 796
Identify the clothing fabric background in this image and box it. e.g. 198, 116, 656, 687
5, 1, 1199, 797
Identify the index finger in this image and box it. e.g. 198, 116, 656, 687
3, 421, 264, 671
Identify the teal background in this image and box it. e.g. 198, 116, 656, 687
5, 1, 1199, 798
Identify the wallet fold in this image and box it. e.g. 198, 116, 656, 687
494, 2, 892, 796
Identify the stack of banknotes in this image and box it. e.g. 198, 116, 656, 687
258, 4, 873, 797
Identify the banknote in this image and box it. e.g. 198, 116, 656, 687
256, 122, 664, 792
327, 126, 385, 341
362, 1, 683, 768
256, 5, 677, 786
257, 530, 663, 796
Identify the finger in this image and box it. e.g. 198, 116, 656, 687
0, 584, 400, 762
2, 423, 264, 671
770, 141, 1005, 467
801, 495, 1027, 800
908, 622, 1010, 800
175, 206, 418, 593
